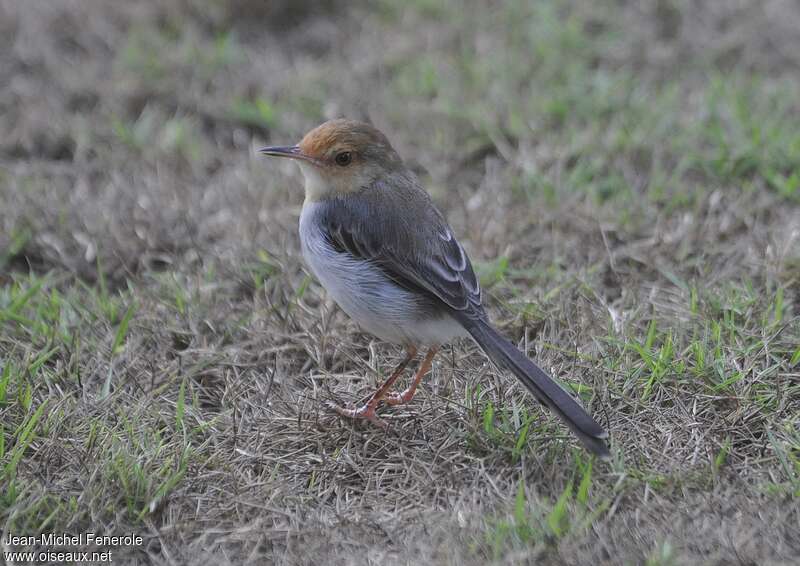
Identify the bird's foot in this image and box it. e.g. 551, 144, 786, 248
328, 401, 388, 429
383, 347, 436, 406
383, 387, 417, 406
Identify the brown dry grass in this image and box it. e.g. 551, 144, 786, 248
1, 1, 799, 564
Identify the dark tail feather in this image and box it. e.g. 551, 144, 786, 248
464, 319, 610, 460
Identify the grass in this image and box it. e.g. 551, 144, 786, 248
1, 0, 799, 564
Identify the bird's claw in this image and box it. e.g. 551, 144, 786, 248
327, 401, 388, 429
383, 389, 415, 406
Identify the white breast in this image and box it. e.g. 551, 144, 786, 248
298, 201, 467, 347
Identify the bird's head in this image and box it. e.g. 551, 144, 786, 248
259, 119, 404, 201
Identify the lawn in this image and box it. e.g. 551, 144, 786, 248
1, 1, 798, 564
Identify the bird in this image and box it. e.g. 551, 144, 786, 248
259, 119, 610, 459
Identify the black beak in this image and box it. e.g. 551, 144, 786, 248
258, 145, 303, 158
258, 144, 322, 166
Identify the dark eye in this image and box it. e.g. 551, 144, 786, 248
334, 151, 352, 166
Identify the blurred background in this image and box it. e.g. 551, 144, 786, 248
1, 1, 798, 564
2, 0, 799, 282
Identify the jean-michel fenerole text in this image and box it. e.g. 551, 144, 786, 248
4, 533, 143, 547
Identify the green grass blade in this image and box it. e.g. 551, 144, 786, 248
112, 303, 136, 355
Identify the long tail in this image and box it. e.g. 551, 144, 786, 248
463, 318, 610, 459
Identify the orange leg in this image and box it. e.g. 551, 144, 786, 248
384, 346, 438, 406
330, 346, 417, 428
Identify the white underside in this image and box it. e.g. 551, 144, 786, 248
299, 201, 468, 347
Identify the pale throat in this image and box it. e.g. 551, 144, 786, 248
297, 162, 331, 203
297, 162, 367, 204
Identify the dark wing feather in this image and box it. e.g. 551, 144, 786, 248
326, 218, 429, 297
317, 184, 484, 319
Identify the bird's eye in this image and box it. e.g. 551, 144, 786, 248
334, 151, 352, 166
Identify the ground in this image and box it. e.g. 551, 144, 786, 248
1, 1, 799, 564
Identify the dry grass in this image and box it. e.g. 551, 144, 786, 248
1, 1, 799, 564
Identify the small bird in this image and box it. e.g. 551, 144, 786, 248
260, 119, 610, 459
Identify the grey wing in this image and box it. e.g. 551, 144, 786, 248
417, 224, 483, 314
320, 198, 484, 319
